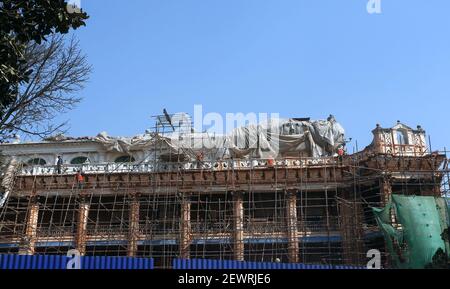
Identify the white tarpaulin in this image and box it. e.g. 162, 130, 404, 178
43, 115, 345, 160
162, 115, 345, 160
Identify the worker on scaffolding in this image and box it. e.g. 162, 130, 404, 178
56, 156, 63, 174
337, 145, 345, 165
75, 170, 85, 190
196, 151, 204, 169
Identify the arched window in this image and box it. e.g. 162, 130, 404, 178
114, 155, 136, 163
70, 156, 90, 165
27, 158, 47, 166
396, 130, 409, 145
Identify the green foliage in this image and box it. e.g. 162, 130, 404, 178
0, 0, 88, 117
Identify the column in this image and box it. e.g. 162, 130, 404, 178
180, 194, 191, 259
128, 194, 140, 257
381, 177, 392, 205
380, 177, 395, 268
19, 197, 39, 255
286, 191, 299, 263
381, 177, 397, 225
232, 192, 244, 261
75, 196, 90, 256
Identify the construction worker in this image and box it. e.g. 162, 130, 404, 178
56, 156, 63, 174
75, 170, 85, 190
196, 152, 204, 169
337, 146, 345, 165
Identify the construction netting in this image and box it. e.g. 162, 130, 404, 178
372, 195, 450, 269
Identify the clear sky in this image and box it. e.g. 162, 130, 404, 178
58, 0, 450, 152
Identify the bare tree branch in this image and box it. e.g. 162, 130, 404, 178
0, 34, 91, 141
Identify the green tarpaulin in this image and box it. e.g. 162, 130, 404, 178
372, 195, 449, 269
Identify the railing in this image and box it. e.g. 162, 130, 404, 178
189, 220, 341, 234
86, 225, 127, 236
139, 221, 179, 235
299, 219, 340, 232
191, 221, 232, 234
2, 220, 341, 240
245, 221, 286, 234
37, 226, 76, 238
17, 157, 338, 176
0, 223, 25, 238
33, 223, 181, 238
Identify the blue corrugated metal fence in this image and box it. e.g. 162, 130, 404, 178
0, 255, 154, 270
172, 258, 366, 270
0, 255, 365, 269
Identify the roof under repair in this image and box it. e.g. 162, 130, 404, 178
36, 114, 346, 160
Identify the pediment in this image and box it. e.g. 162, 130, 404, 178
392, 122, 412, 131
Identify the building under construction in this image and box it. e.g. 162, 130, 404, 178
0, 114, 448, 268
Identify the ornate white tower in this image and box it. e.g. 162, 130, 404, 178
370, 121, 427, 156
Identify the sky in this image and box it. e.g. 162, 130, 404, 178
57, 0, 450, 152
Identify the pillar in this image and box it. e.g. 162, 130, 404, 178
232, 192, 244, 261
381, 177, 397, 225
19, 197, 39, 255
381, 177, 392, 205
380, 177, 396, 267
286, 191, 299, 263
180, 194, 191, 259
75, 196, 89, 256
128, 194, 140, 257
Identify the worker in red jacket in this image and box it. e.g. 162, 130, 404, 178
337, 146, 345, 165
75, 170, 85, 190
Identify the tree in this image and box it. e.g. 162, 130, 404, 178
0, 0, 88, 126
0, 34, 91, 140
